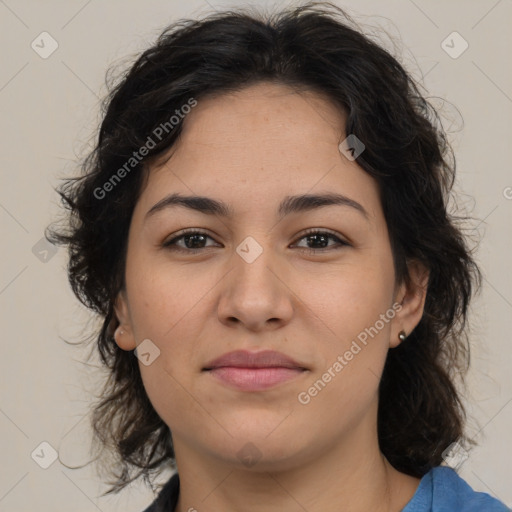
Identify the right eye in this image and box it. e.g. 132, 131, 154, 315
162, 230, 220, 252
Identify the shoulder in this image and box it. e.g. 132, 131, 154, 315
403, 466, 510, 511
141, 473, 180, 512
431, 466, 509, 511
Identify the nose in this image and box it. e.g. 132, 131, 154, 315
216, 238, 294, 332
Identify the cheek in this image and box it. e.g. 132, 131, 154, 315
293, 262, 394, 400
128, 281, 205, 385
130, 279, 206, 428
295, 258, 394, 341
123, 255, 209, 410
125, 245, 212, 341
294, 282, 392, 431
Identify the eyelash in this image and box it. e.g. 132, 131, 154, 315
162, 228, 350, 254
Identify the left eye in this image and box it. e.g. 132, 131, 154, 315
293, 230, 349, 252
162, 229, 349, 253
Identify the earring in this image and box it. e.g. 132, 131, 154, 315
398, 330, 407, 342
114, 326, 124, 339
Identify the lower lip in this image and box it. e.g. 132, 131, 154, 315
206, 367, 306, 391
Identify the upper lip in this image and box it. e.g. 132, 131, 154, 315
203, 350, 307, 370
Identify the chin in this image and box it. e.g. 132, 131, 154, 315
209, 432, 313, 472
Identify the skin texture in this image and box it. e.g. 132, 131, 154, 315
114, 82, 429, 512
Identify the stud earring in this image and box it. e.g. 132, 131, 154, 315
114, 326, 124, 339
398, 330, 407, 342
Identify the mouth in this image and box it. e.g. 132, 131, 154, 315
202, 349, 308, 391
202, 349, 307, 371
204, 366, 307, 391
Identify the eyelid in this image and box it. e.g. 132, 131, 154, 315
162, 227, 219, 248
296, 227, 350, 247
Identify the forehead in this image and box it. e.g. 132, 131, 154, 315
178, 81, 344, 147
134, 81, 381, 224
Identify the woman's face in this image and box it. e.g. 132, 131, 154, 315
114, 82, 427, 472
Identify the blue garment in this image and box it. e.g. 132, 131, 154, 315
142, 466, 509, 511
402, 466, 509, 511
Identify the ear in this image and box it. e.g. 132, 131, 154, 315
113, 289, 137, 351
390, 259, 429, 348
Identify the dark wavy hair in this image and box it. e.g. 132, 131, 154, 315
47, 1, 482, 496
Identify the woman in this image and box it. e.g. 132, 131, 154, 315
48, 2, 509, 511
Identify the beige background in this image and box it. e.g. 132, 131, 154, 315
1, 0, 511, 510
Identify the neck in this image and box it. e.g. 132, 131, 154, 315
172, 410, 420, 512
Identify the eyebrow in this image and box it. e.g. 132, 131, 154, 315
145, 192, 369, 221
